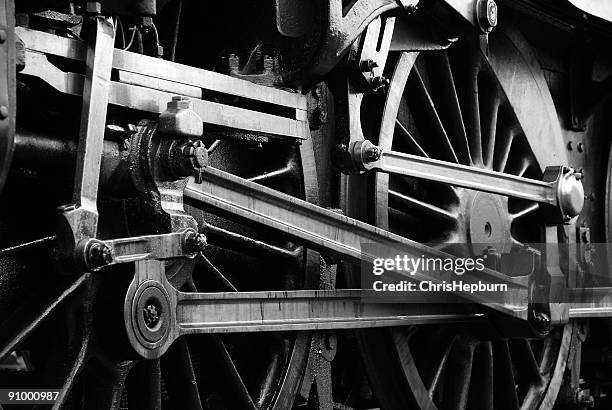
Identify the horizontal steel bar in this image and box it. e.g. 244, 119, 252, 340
175, 289, 485, 333
126, 261, 612, 360
17, 29, 308, 139
16, 27, 306, 110
568, 287, 612, 318
184, 167, 529, 320
174, 287, 612, 334
372, 149, 556, 205
106, 230, 194, 264
21, 50, 306, 139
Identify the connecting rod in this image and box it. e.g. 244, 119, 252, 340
347, 140, 585, 221
184, 167, 530, 320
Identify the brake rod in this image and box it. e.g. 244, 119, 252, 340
184, 167, 529, 320
347, 140, 585, 220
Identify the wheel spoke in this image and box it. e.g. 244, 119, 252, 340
493, 339, 520, 410
452, 53, 483, 166
509, 339, 544, 386
505, 156, 532, 177
394, 119, 429, 157
408, 67, 459, 163
199, 335, 258, 410
481, 93, 500, 169
0, 273, 90, 360
253, 333, 290, 407
388, 189, 457, 223
467, 342, 494, 410
161, 338, 203, 410
196, 254, 238, 291
441, 338, 475, 410
409, 327, 456, 397
127, 359, 162, 410
494, 128, 515, 173
79, 360, 134, 410
34, 326, 91, 408
427, 52, 472, 165
510, 203, 539, 221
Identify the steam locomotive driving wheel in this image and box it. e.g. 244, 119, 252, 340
348, 24, 576, 409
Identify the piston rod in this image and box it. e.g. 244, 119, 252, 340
348, 140, 585, 220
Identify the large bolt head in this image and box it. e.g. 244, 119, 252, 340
558, 170, 585, 219
185, 231, 207, 253
476, 0, 498, 33
159, 96, 204, 139
86, 241, 113, 269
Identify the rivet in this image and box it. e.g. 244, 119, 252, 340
0, 106, 8, 119
0, 29, 6, 43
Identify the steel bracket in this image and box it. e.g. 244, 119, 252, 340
77, 229, 200, 271
56, 15, 115, 266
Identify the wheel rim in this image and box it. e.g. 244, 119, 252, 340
352, 26, 573, 410
0, 135, 319, 409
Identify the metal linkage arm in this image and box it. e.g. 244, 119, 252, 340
56, 16, 115, 259
184, 167, 529, 320
348, 140, 585, 221
77, 229, 203, 271
125, 260, 484, 359
124, 260, 612, 359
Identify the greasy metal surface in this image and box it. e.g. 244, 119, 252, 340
124, 260, 483, 358
17, 27, 308, 139
57, 16, 115, 250
312, 0, 412, 77
176, 289, 482, 333
87, 230, 196, 266
17, 27, 305, 109
358, 16, 396, 88
185, 167, 529, 318
355, 141, 572, 207
0, 0, 14, 196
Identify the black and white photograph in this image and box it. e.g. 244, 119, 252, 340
1, 0, 611, 408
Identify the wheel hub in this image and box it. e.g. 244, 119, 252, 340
466, 191, 512, 255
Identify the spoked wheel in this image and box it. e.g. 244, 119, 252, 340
348, 25, 575, 409
0, 132, 318, 409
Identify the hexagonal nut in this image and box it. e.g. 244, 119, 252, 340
159, 98, 204, 139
